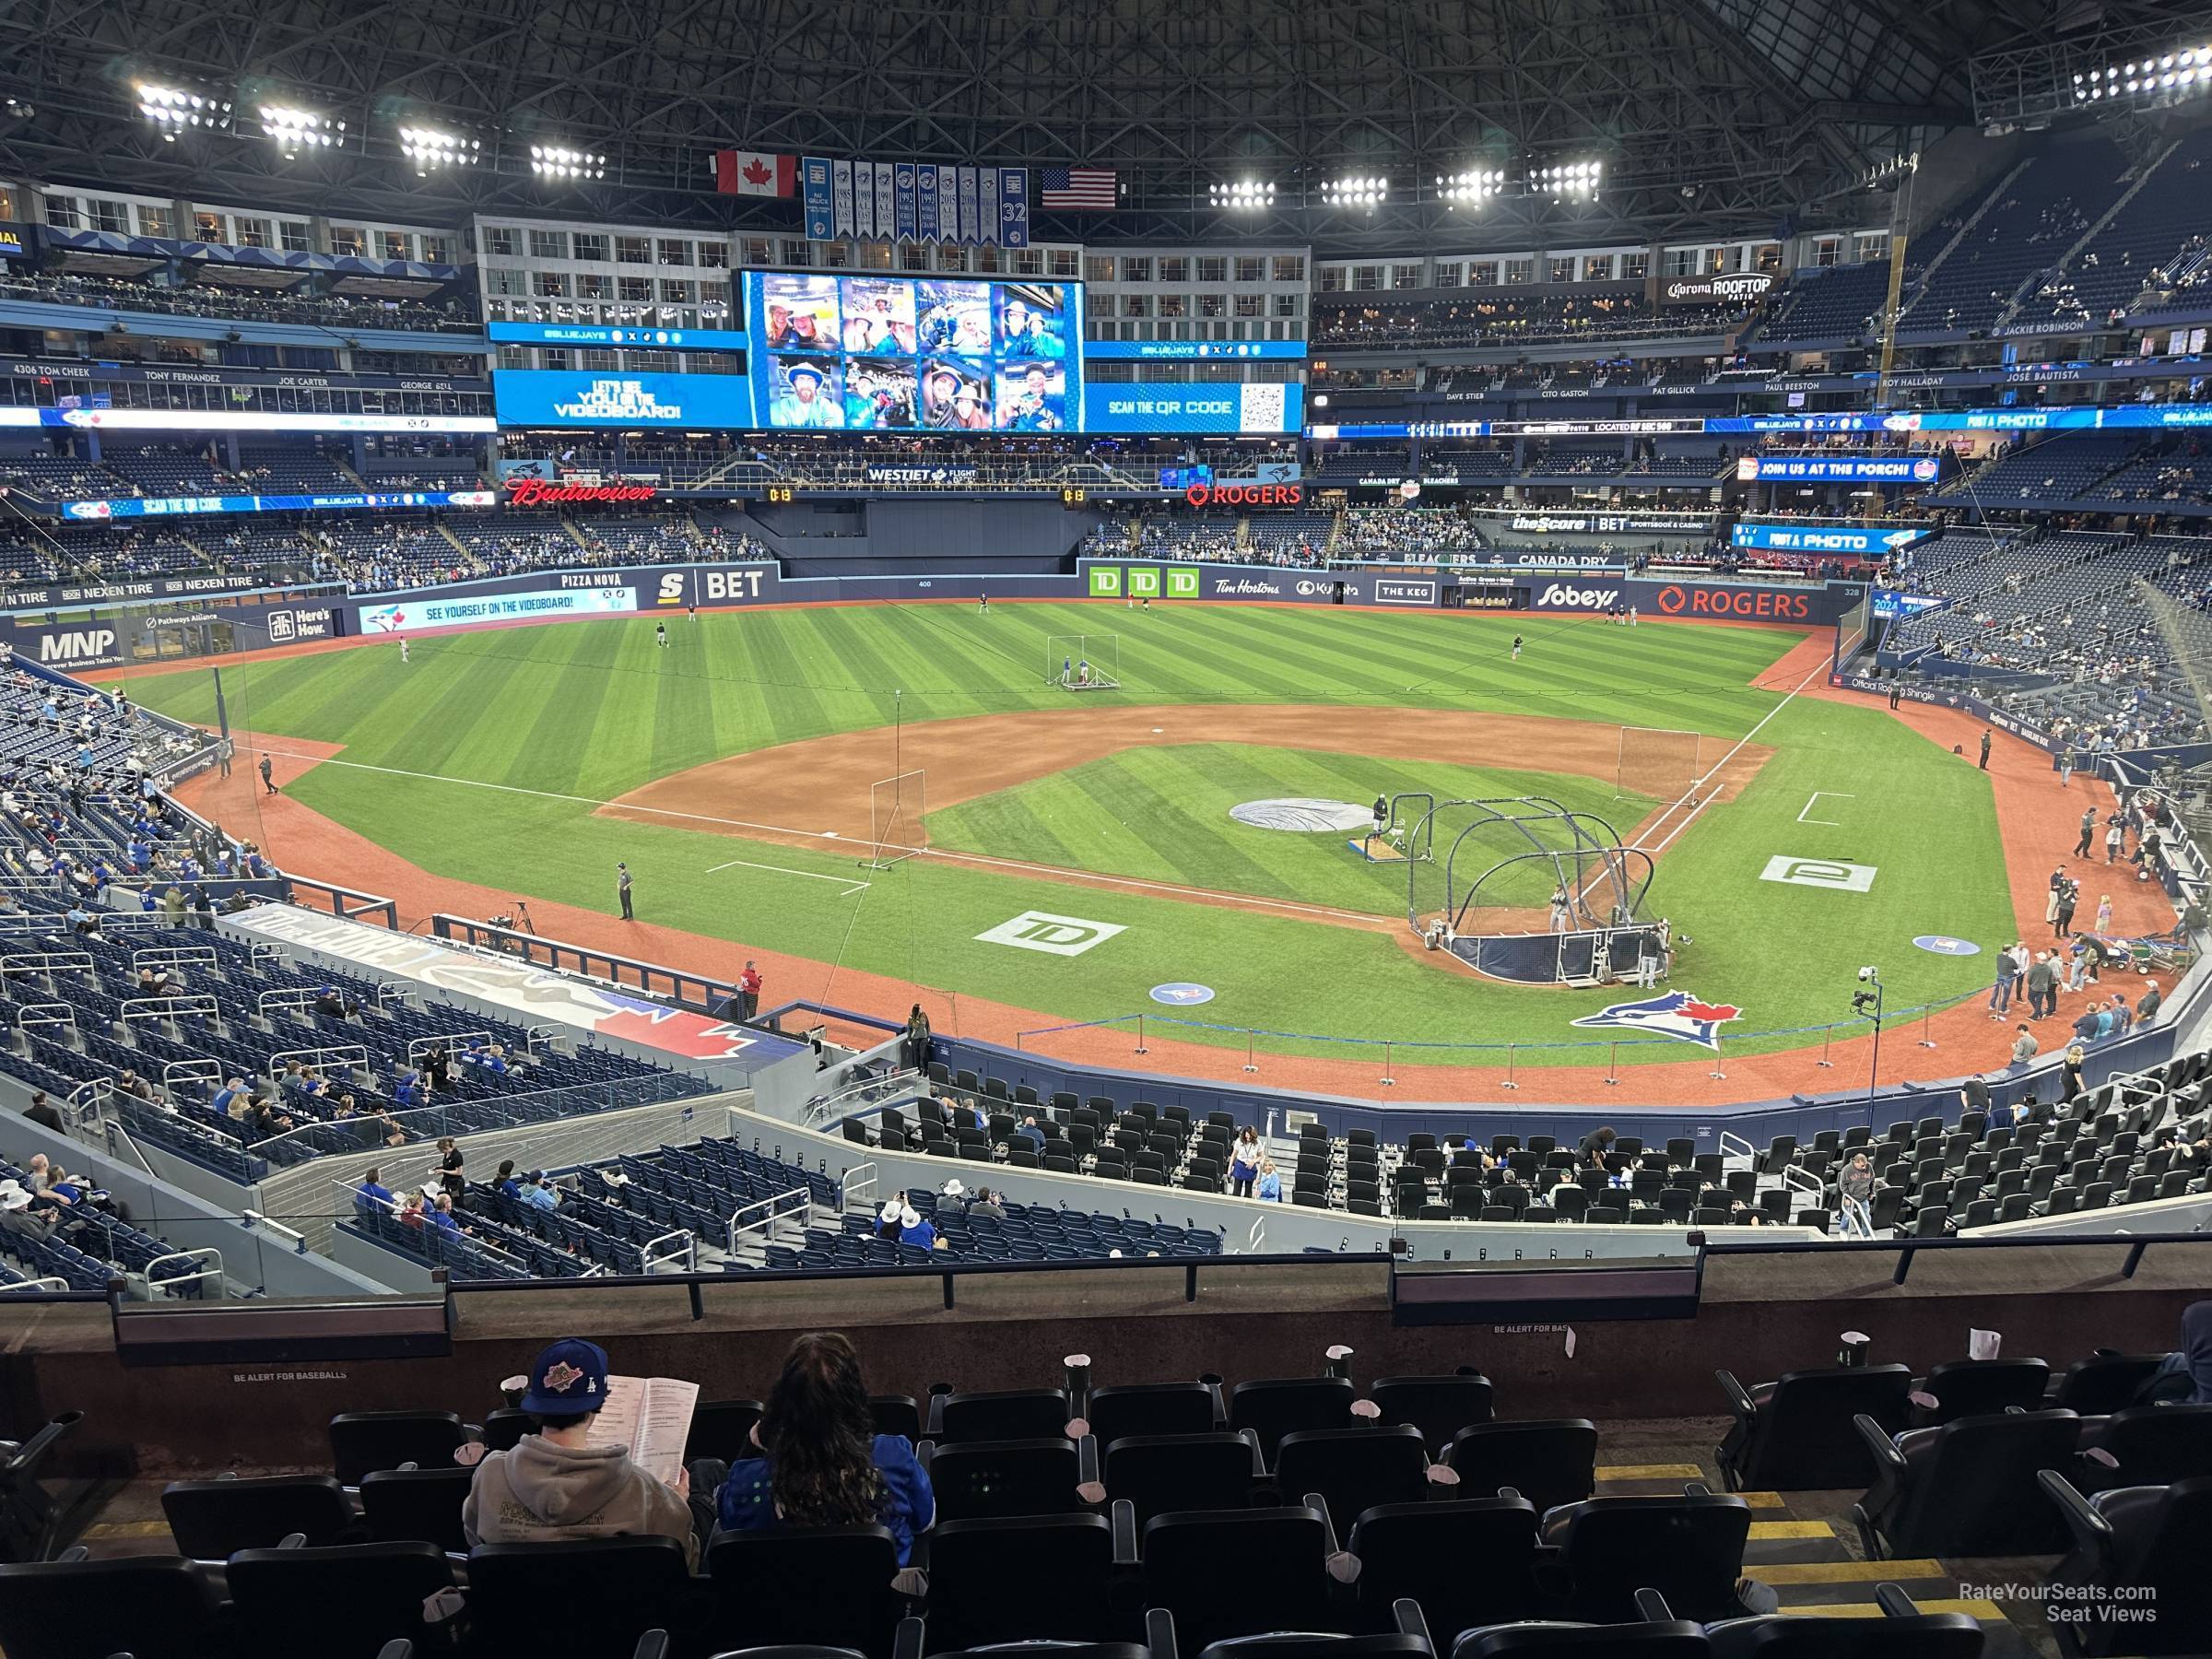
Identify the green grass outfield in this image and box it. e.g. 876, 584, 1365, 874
924, 744, 1652, 916
121, 601, 2017, 1065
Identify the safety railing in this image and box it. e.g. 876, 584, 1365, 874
282, 875, 399, 928
804, 1067, 924, 1130
413, 1032, 490, 1065
641, 1228, 700, 1274
132, 945, 215, 975
840, 1162, 877, 1218
0, 950, 93, 978
257, 987, 322, 1016
140, 1246, 225, 1300
727, 1186, 812, 1255
268, 1042, 369, 1076
427, 912, 740, 1016
15, 1002, 78, 1036
120, 994, 218, 1025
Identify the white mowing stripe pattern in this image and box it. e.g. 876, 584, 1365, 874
248, 749, 1387, 924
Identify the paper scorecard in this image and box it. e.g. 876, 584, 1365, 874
584, 1374, 700, 1486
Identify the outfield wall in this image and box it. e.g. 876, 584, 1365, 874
10, 557, 1863, 670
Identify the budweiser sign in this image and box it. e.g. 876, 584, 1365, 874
504, 478, 657, 506
1185, 482, 1303, 508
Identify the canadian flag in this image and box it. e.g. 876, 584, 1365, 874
713, 150, 795, 197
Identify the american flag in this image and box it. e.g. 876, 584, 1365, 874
1041, 167, 1118, 210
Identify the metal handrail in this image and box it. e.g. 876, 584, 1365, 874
0, 951, 93, 975
121, 994, 218, 1023
804, 1066, 924, 1129
269, 1043, 369, 1074
411, 1032, 488, 1064
726, 1185, 810, 1253
142, 1247, 224, 1297
641, 1228, 699, 1273
14, 1002, 77, 1031
132, 946, 215, 974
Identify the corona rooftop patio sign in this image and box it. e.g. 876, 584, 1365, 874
504, 478, 657, 507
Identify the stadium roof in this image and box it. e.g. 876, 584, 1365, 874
0, 0, 2200, 247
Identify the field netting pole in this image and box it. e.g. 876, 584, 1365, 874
867, 769, 925, 870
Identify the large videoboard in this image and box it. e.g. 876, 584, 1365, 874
744, 270, 1082, 433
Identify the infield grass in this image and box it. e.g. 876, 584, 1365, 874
118, 601, 2017, 1064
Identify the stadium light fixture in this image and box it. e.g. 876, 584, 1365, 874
135, 83, 232, 140
399, 124, 480, 174
259, 103, 343, 156
532, 143, 607, 181
1437, 167, 1505, 208
1527, 159, 1602, 201
2075, 45, 2211, 101
1207, 180, 1276, 210
1320, 174, 1387, 209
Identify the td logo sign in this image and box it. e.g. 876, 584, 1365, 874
975, 910, 1128, 957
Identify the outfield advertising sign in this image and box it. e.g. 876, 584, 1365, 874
490, 369, 757, 429
1731, 523, 1931, 556
358, 584, 637, 635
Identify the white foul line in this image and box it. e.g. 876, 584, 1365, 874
1796, 790, 1854, 827
704, 855, 872, 898
1639, 652, 1833, 860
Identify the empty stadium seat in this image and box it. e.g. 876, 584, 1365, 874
1367, 1373, 1495, 1452
1852, 1408, 2081, 1558
920, 1511, 1124, 1648
1347, 1496, 1543, 1635
2041, 1470, 2212, 1655
1713, 1364, 1913, 1491
159, 1472, 358, 1558
358, 1466, 474, 1553
1142, 1504, 1332, 1651
922, 1435, 1093, 1520
0, 1554, 228, 1659
1101, 1430, 1265, 1526
467, 1537, 699, 1659
1228, 1376, 1355, 1460
225, 1540, 457, 1658
1443, 1419, 1598, 1512
329, 1409, 467, 1485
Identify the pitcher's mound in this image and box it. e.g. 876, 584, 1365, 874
1230, 798, 1375, 832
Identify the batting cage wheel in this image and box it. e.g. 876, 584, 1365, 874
1046, 632, 1120, 691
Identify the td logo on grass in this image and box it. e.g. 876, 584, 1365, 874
976, 911, 1128, 957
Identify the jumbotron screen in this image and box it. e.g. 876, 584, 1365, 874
743, 271, 1083, 433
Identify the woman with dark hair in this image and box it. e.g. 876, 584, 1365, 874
706, 1332, 933, 1563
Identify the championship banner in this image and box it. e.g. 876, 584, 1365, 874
853, 162, 876, 240
916, 166, 940, 241
895, 165, 918, 241
874, 162, 896, 240
958, 167, 980, 245
831, 159, 855, 239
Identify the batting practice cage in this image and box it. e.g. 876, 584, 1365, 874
1406, 795, 1661, 984
1046, 633, 1121, 690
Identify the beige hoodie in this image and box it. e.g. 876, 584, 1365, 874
460, 1431, 696, 1569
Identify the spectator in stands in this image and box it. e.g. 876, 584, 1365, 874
1229, 1127, 1263, 1198
1013, 1114, 1045, 1153
2139, 979, 2163, 1022
1256, 1158, 1283, 1202
523, 1172, 559, 1212
397, 1192, 425, 1229
703, 1332, 933, 1568
1578, 1125, 1618, 1166
2060, 1043, 2088, 1100
437, 1137, 465, 1201
876, 1201, 902, 1241
896, 1204, 945, 1252
430, 1194, 469, 1236
20, 1090, 62, 1135
464, 1336, 697, 1566
314, 985, 358, 1020
2145, 1302, 2212, 1406
1836, 1152, 1877, 1238
356, 1167, 395, 1214
2010, 1023, 2040, 1069
903, 1003, 931, 1071
496, 1160, 522, 1200
965, 1185, 1005, 1221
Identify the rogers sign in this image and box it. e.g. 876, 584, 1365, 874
505, 478, 657, 507
1653, 584, 1812, 619
1185, 483, 1303, 508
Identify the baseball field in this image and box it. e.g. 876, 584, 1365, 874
117, 599, 2017, 1066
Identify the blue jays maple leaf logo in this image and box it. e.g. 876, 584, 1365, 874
1571, 990, 1742, 1051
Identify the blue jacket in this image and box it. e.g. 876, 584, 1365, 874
716, 1434, 934, 1564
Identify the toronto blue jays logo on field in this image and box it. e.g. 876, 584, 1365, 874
1571, 990, 1743, 1050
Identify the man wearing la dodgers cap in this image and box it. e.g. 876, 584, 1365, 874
462, 1337, 699, 1565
